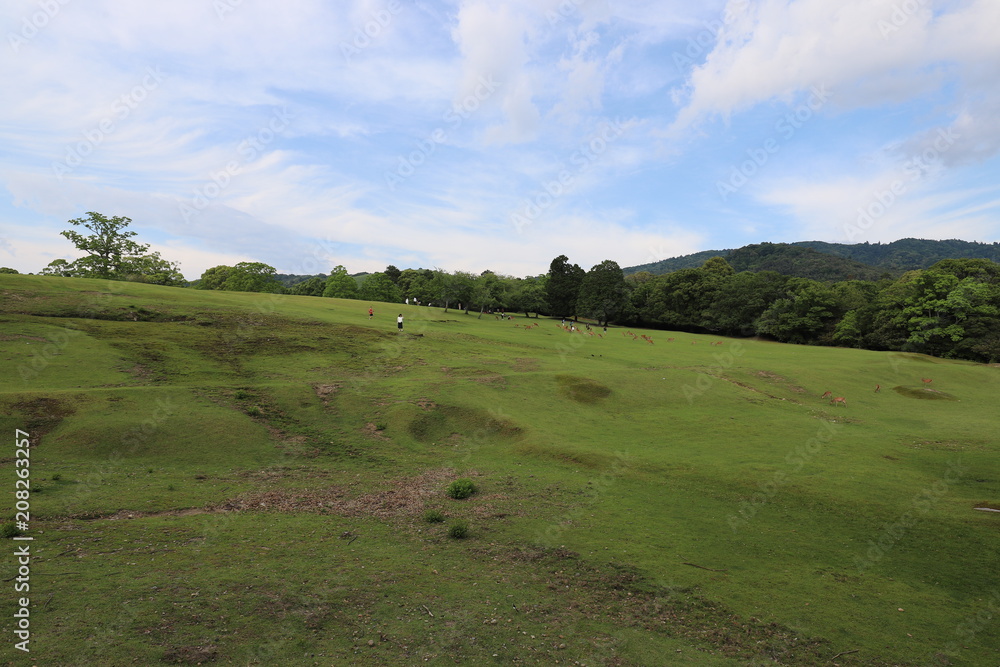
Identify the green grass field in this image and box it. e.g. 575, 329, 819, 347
2, 274, 998, 665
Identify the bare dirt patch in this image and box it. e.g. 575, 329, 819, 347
511, 357, 541, 372
216, 468, 457, 520
313, 382, 341, 408
754, 370, 807, 394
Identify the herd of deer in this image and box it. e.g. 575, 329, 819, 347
820, 378, 933, 406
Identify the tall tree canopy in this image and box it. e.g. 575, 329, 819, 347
323, 265, 360, 299
197, 262, 282, 293
577, 260, 627, 326
546, 255, 584, 318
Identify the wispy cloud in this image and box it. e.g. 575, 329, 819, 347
0, 0, 997, 279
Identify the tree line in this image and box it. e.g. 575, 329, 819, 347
23, 212, 1000, 363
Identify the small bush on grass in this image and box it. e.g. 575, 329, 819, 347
448, 520, 469, 539
51, 473, 62, 481
234, 389, 252, 400
246, 405, 262, 417
423, 509, 445, 524
446, 478, 477, 499
1, 522, 23, 538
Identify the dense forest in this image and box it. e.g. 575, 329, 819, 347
22, 213, 1000, 364
625, 238, 1000, 277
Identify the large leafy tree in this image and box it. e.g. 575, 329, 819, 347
577, 260, 627, 326
290, 276, 327, 296
323, 265, 360, 299
197, 262, 282, 292
471, 271, 507, 318
60, 212, 150, 279
546, 255, 585, 318
900, 259, 1000, 357
120, 252, 186, 286
509, 275, 547, 317
359, 272, 402, 303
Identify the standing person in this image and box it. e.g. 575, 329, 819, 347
397, 313, 403, 331
368, 306, 373, 320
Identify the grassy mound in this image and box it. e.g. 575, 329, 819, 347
892, 385, 959, 400
555, 374, 612, 403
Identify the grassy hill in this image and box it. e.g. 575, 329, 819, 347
2, 274, 998, 665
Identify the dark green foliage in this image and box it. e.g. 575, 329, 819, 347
546, 255, 585, 318
0, 522, 23, 538
446, 478, 477, 499
289, 276, 327, 296
198, 262, 283, 293
323, 265, 359, 299
423, 509, 445, 523
625, 238, 1000, 278
359, 272, 402, 303
577, 260, 627, 326
447, 520, 470, 539
0, 267, 20, 274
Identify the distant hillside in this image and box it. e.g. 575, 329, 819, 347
790, 238, 1000, 270
624, 238, 1000, 279
726, 243, 887, 281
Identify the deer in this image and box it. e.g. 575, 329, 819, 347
821, 391, 833, 399
921, 378, 933, 384
830, 396, 847, 407
874, 384, 881, 393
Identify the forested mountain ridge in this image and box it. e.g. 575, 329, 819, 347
624, 238, 1000, 278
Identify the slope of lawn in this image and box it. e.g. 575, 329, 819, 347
1, 274, 998, 666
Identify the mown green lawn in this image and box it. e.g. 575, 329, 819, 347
1, 274, 997, 665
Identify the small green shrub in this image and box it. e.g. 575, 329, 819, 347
375, 421, 388, 431
448, 520, 469, 539
246, 405, 262, 417
167, 484, 176, 492
423, 509, 445, 524
446, 478, 477, 500
1, 522, 23, 538
234, 389, 252, 400
51, 473, 62, 482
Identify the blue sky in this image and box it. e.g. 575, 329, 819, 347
2, 0, 999, 280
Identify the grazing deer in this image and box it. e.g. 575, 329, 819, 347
830, 396, 847, 407
667, 338, 675, 342
821, 391, 833, 399
921, 378, 933, 384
